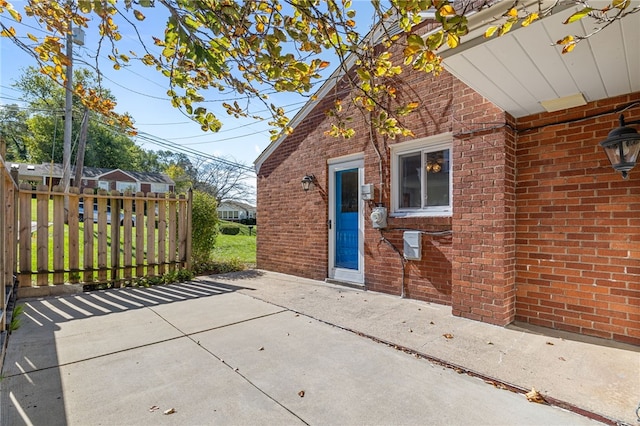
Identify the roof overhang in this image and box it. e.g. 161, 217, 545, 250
254, 1, 640, 172
441, 1, 640, 118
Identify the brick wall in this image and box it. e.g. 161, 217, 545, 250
257, 56, 515, 311
449, 83, 517, 326
515, 92, 640, 345
256, 30, 639, 343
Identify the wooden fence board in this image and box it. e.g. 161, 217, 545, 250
97, 192, 108, 283
18, 184, 32, 287
146, 193, 156, 277
123, 192, 133, 281
110, 190, 121, 286
36, 185, 49, 286
83, 190, 94, 283
168, 194, 177, 273
52, 186, 64, 285
135, 192, 145, 278
178, 194, 186, 268
68, 188, 80, 283
157, 197, 166, 276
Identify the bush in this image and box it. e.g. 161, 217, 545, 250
192, 257, 246, 275
220, 224, 240, 235
191, 190, 219, 264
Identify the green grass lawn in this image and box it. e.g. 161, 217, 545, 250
212, 234, 256, 264
211, 221, 256, 265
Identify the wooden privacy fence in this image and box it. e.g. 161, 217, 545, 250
0, 162, 18, 332
17, 185, 192, 288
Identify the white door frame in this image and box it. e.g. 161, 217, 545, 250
328, 156, 364, 284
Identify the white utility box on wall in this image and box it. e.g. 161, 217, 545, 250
403, 231, 422, 260
361, 184, 374, 200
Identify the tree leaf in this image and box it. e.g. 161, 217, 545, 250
556, 35, 574, 45
484, 26, 498, 38
438, 5, 456, 17
8, 7, 21, 22
563, 8, 593, 24
446, 33, 459, 49
522, 12, 539, 27
406, 33, 424, 47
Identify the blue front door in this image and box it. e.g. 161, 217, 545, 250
335, 168, 358, 270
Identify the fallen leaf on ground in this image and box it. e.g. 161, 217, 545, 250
525, 388, 546, 404
163, 408, 176, 415
443, 333, 454, 339
298, 390, 305, 397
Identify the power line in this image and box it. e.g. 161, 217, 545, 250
135, 131, 256, 174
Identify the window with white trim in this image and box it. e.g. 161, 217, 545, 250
391, 134, 452, 217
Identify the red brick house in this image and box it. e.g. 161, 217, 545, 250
255, 4, 640, 344
12, 163, 175, 193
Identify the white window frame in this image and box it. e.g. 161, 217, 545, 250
116, 181, 137, 193
150, 183, 167, 193
390, 133, 453, 218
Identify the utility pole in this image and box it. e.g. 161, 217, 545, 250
62, 13, 73, 193
74, 107, 89, 187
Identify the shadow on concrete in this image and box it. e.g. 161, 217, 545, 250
201, 269, 265, 282
508, 321, 640, 353
0, 278, 256, 425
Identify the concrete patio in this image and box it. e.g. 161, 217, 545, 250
1, 270, 638, 425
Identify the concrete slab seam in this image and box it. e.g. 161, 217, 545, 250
0, 333, 190, 380
240, 292, 626, 426
145, 306, 310, 425
158, 309, 289, 339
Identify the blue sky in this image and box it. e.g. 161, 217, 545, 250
0, 1, 380, 172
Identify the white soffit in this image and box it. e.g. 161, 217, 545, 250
442, 1, 640, 118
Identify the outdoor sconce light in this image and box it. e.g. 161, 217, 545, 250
301, 174, 315, 192
599, 114, 640, 179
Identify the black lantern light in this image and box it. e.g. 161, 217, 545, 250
301, 174, 315, 191
599, 114, 640, 179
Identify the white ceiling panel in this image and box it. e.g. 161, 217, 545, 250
444, 54, 532, 117
442, 2, 640, 117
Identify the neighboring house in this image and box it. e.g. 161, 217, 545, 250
255, 4, 640, 345
11, 163, 175, 193
217, 201, 257, 223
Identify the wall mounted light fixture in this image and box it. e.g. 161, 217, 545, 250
301, 174, 315, 192
599, 114, 640, 179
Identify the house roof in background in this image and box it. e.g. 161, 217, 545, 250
218, 200, 256, 211
9, 162, 175, 185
